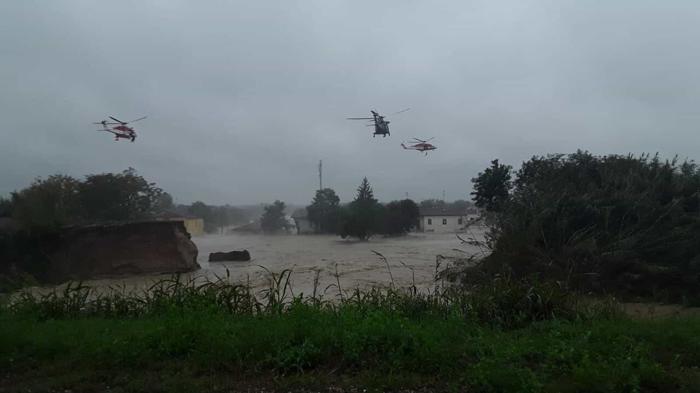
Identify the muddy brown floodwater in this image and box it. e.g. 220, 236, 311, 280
47, 229, 488, 296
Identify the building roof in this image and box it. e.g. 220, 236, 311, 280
419, 206, 469, 217
291, 208, 308, 219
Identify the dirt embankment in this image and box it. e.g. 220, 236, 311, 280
45, 221, 200, 282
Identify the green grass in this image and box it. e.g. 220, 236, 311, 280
2, 309, 699, 392
1, 274, 699, 392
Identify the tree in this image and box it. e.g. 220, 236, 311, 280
450, 199, 472, 211
261, 200, 288, 234
8, 169, 173, 228
381, 199, 419, 235
211, 206, 229, 234
78, 168, 169, 222
339, 178, 382, 240
420, 199, 446, 209
187, 201, 217, 233
154, 192, 175, 213
10, 175, 81, 228
471, 159, 512, 212
0, 197, 12, 217
463, 151, 700, 300
306, 188, 341, 233
224, 205, 247, 225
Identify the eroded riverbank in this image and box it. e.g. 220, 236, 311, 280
24, 230, 487, 296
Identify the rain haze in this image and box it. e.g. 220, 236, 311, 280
1, 1, 699, 205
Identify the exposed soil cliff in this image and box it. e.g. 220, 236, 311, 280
45, 221, 199, 281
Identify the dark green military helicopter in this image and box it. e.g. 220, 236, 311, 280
347, 108, 409, 138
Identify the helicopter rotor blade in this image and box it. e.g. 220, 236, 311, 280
128, 116, 147, 123
109, 116, 126, 124
347, 117, 373, 120
391, 108, 411, 115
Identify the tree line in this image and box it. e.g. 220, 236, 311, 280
251, 178, 422, 238
0, 169, 467, 239
0, 169, 261, 234
243, 179, 474, 238
1, 168, 173, 229
299, 177, 420, 240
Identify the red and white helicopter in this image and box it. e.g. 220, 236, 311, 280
93, 116, 147, 142
401, 137, 437, 156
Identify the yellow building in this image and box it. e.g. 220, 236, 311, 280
181, 217, 204, 236
155, 212, 205, 237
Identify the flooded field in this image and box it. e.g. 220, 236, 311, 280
65, 229, 487, 296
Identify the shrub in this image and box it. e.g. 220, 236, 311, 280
469, 151, 700, 302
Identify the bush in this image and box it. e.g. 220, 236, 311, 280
470, 151, 700, 302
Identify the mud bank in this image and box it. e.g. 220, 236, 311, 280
45, 221, 199, 281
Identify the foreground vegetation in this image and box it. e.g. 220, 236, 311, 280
2, 274, 699, 392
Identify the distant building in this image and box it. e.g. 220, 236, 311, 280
418, 206, 481, 233
291, 208, 314, 234
154, 211, 205, 236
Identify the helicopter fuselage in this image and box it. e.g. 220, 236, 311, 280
100, 127, 136, 141
373, 116, 390, 137
113, 125, 134, 133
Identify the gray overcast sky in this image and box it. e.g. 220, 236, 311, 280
1, 1, 699, 205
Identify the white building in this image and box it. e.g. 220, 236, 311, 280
418, 206, 481, 233
291, 208, 315, 234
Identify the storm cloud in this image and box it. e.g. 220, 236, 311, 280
1, 1, 699, 205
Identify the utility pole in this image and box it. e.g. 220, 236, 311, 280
318, 160, 323, 191
442, 189, 446, 201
